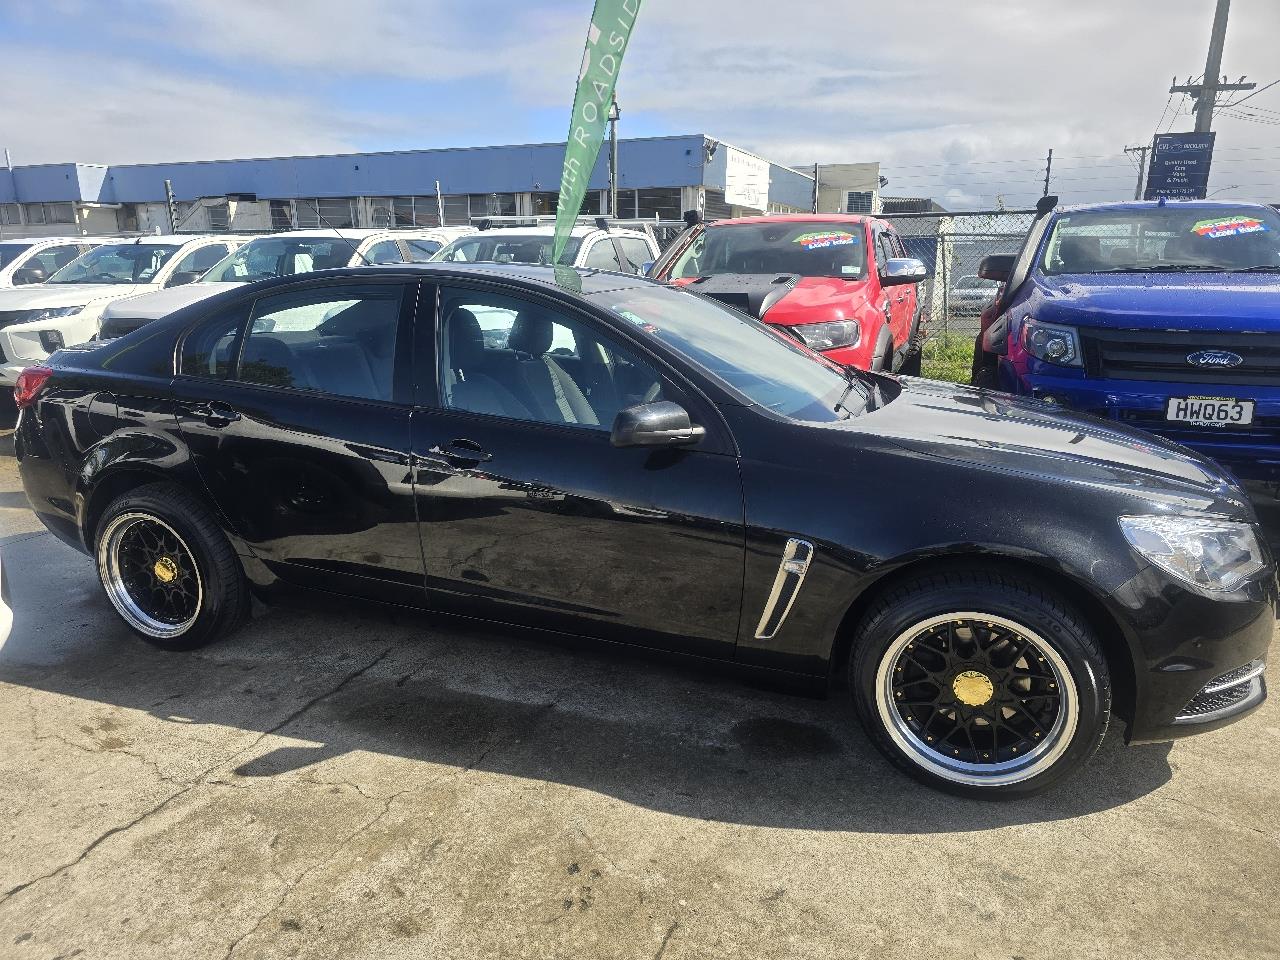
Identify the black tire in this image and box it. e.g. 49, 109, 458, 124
971, 348, 998, 389
94, 482, 249, 651
870, 326, 894, 372
897, 348, 922, 377
849, 566, 1110, 799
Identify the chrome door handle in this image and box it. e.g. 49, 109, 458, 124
188, 401, 240, 427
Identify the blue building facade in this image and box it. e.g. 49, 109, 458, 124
0, 134, 816, 237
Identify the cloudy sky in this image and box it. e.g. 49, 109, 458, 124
3, 0, 1279, 208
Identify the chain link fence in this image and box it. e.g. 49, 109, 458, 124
883, 210, 1035, 337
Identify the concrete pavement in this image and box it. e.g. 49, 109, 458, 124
0, 438, 1276, 959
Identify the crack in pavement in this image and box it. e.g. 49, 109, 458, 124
0, 645, 394, 910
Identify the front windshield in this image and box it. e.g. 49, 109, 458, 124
47, 243, 180, 284
0, 243, 35, 269
432, 234, 583, 266
590, 284, 870, 423
1041, 206, 1280, 275
671, 221, 868, 280
201, 236, 358, 283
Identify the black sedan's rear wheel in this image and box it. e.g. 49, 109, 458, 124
95, 483, 249, 650
850, 567, 1110, 798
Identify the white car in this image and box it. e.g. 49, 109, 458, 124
0, 236, 113, 288
0, 235, 245, 383
98, 227, 475, 339
430, 224, 660, 274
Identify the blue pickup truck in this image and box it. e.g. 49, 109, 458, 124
972, 198, 1280, 527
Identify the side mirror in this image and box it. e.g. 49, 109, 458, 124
978, 254, 1015, 283
881, 258, 928, 286
12, 265, 47, 285
166, 270, 203, 288
610, 401, 705, 448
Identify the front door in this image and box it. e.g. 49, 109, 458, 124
171, 277, 422, 603
410, 283, 745, 657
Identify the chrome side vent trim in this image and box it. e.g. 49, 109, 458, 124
754, 538, 815, 640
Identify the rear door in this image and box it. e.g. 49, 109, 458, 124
171, 277, 423, 604
409, 281, 745, 657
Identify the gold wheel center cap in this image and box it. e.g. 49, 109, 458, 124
952, 670, 994, 707
153, 556, 179, 584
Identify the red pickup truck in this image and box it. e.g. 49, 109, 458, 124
648, 214, 928, 373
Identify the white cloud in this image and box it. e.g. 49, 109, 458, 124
4, 0, 1280, 207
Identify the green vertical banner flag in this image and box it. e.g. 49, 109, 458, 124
552, 0, 643, 266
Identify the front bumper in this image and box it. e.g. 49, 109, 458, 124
1115, 562, 1274, 743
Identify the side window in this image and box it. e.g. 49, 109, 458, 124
875, 231, 896, 270
582, 238, 623, 271
438, 288, 663, 429
405, 239, 442, 262
617, 237, 653, 273
365, 240, 404, 265
168, 244, 231, 285
180, 306, 246, 379
32, 244, 81, 273
238, 284, 404, 402
887, 231, 907, 258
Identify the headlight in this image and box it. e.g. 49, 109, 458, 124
1119, 515, 1267, 596
1021, 318, 1081, 366
29, 306, 84, 322
790, 320, 861, 352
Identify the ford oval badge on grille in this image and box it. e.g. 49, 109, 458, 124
1187, 350, 1245, 368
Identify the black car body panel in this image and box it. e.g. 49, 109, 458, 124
15, 263, 1274, 746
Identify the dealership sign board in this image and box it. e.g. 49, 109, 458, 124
724, 148, 771, 210
1144, 133, 1216, 201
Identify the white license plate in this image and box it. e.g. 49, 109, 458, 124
1166, 396, 1255, 426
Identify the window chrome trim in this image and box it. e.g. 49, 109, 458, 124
753, 538, 814, 640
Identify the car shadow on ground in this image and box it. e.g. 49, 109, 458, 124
0, 530, 1174, 836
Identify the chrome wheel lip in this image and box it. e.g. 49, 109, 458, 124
874, 611, 1079, 788
97, 512, 203, 639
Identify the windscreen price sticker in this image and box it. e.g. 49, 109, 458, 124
1166, 396, 1254, 427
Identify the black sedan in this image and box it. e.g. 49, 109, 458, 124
13, 263, 1274, 797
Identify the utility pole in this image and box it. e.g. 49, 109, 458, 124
1124, 144, 1151, 199
607, 91, 620, 218
1169, 0, 1254, 133
163, 179, 178, 234
1042, 149, 1053, 197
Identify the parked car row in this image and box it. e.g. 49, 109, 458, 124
12, 197, 1274, 800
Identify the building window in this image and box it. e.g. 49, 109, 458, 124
845, 191, 874, 213
23, 203, 46, 225
369, 196, 440, 229
467, 193, 517, 219
703, 190, 733, 220
270, 200, 293, 229
636, 188, 680, 220
531, 191, 603, 217
0, 204, 20, 225
46, 202, 75, 224
207, 203, 230, 231
295, 198, 356, 229
441, 195, 470, 225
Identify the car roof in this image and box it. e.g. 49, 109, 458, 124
709, 213, 870, 227
94, 234, 223, 247
225, 261, 652, 297
1055, 199, 1276, 215
463, 225, 650, 240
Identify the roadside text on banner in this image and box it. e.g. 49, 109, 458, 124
552, 0, 643, 266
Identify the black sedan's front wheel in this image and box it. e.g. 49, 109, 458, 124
95, 483, 249, 650
851, 567, 1111, 798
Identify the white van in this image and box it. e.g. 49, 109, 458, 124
0, 236, 112, 288
0, 235, 244, 383
98, 227, 475, 339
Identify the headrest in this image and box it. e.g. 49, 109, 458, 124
508, 311, 554, 355
448, 308, 485, 370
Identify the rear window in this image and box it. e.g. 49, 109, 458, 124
670, 221, 868, 280
432, 234, 584, 267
